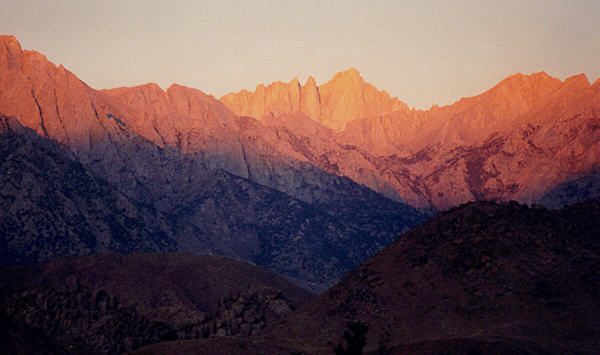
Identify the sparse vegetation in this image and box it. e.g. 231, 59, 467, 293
334, 321, 369, 355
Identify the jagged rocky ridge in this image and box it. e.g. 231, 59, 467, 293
3, 35, 600, 214
3, 34, 600, 351
220, 68, 410, 131
220, 70, 600, 210
0, 253, 313, 354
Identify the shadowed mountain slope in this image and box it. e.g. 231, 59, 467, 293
267, 199, 600, 353
102, 82, 405, 205
0, 114, 182, 266
0, 112, 422, 291
4, 35, 599, 213
540, 169, 600, 208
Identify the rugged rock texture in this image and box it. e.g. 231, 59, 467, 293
0, 36, 201, 209
343, 72, 600, 209
220, 68, 409, 131
4, 36, 599, 215
141, 200, 600, 354
0, 253, 313, 354
317, 68, 410, 131
103, 81, 404, 205
165, 167, 423, 291
0, 114, 181, 266
3, 34, 600, 354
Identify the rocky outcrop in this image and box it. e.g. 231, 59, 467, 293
313, 71, 600, 209
317, 68, 409, 130
0, 253, 313, 353
7, 35, 597, 213
103, 81, 403, 205
2, 279, 176, 354
3, 33, 599, 289
0, 109, 423, 290
355, 72, 600, 209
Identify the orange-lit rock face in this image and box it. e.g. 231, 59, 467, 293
220, 68, 409, 131
0, 34, 113, 151
103, 81, 402, 202
103, 82, 239, 149
339, 72, 600, 209
220, 65, 600, 209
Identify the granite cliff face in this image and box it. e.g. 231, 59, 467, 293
3, 33, 600, 354
4, 34, 599, 214
2, 33, 599, 287
340, 72, 600, 209
0, 106, 421, 290
102, 81, 404, 205
220, 68, 409, 131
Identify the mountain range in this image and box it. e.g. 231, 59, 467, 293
0, 35, 425, 291
2, 34, 600, 286
220, 68, 600, 209
2, 34, 600, 353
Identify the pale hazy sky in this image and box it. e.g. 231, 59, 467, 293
1, 0, 599, 109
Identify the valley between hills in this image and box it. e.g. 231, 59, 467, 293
1, 34, 599, 353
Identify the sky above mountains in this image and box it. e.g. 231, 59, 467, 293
2, 0, 598, 109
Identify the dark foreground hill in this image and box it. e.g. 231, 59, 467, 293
137, 200, 600, 354
0, 253, 313, 354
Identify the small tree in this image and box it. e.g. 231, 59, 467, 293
377, 330, 391, 355
334, 321, 370, 355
